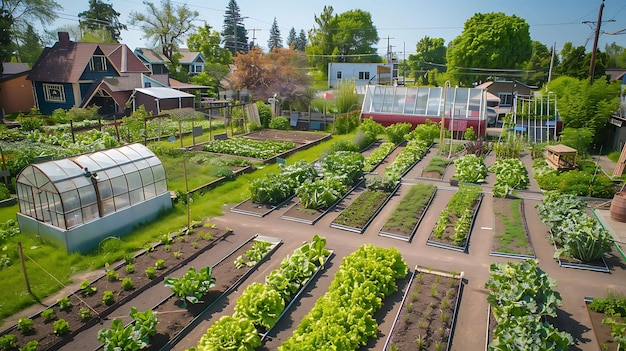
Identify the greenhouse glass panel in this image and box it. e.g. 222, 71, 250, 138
102, 198, 116, 215
82, 204, 99, 222
110, 176, 128, 195
114, 193, 130, 209
103, 167, 123, 178
152, 165, 165, 182
139, 168, 154, 186
155, 179, 167, 194
118, 145, 142, 160
98, 180, 113, 200
61, 189, 80, 213
126, 171, 142, 191
104, 149, 131, 165
134, 159, 150, 170
144, 183, 157, 199
66, 209, 83, 228
19, 168, 35, 186
129, 188, 144, 204
427, 88, 443, 116
76, 185, 97, 208
453, 89, 470, 118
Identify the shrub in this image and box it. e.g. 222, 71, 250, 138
125, 263, 135, 274
17, 317, 34, 334
464, 126, 476, 141
106, 269, 119, 282
80, 280, 97, 296
42, 308, 56, 322
154, 259, 166, 270
0, 183, 11, 201
53, 319, 70, 335
385, 122, 412, 145
20, 340, 38, 351
269, 116, 290, 130
256, 102, 272, 128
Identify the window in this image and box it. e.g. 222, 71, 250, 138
193, 65, 203, 73
43, 84, 66, 102
358, 71, 370, 80
337, 71, 342, 79
90, 55, 107, 71
499, 93, 513, 106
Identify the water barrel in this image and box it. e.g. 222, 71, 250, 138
610, 192, 626, 222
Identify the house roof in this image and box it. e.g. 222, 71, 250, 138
1, 62, 30, 75
134, 48, 168, 64
28, 33, 149, 83
169, 78, 209, 90
79, 80, 131, 109
134, 87, 194, 99
178, 49, 205, 64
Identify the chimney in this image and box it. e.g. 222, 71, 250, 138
58, 32, 70, 50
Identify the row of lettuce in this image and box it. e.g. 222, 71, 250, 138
189, 243, 408, 351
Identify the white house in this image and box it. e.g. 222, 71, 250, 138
328, 62, 394, 89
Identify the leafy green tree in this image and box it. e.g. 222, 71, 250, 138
17, 25, 43, 66
222, 0, 248, 55
407, 36, 446, 85
604, 42, 626, 68
522, 41, 554, 87
286, 27, 296, 48
1, 0, 60, 68
556, 42, 606, 81
187, 23, 232, 66
446, 12, 532, 84
0, 9, 13, 74
559, 127, 594, 157
307, 6, 380, 73
78, 0, 127, 43
548, 76, 621, 144
129, 0, 199, 62
267, 17, 282, 51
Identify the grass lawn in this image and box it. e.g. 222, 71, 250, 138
0, 131, 352, 323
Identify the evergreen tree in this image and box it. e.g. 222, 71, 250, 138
267, 17, 282, 51
0, 9, 13, 74
295, 29, 307, 52
286, 27, 296, 49
78, 0, 127, 43
222, 0, 248, 55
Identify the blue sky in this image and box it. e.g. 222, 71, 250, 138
52, 0, 626, 57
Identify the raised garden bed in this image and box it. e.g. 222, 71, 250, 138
489, 197, 535, 259
130, 235, 282, 351
230, 195, 294, 217
426, 185, 483, 253
379, 183, 437, 241
584, 295, 626, 351
1, 224, 233, 351
330, 183, 399, 234
383, 266, 464, 351
549, 234, 610, 273
280, 179, 365, 225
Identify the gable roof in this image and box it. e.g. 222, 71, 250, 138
134, 48, 168, 64
178, 49, 205, 64
1, 62, 30, 75
27, 32, 149, 83
134, 87, 194, 99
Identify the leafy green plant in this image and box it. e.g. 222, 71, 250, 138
121, 277, 134, 291
154, 259, 166, 270
17, 317, 34, 334
235, 240, 272, 269
125, 264, 135, 274
385, 139, 429, 181
385, 122, 412, 145
145, 266, 156, 279
195, 315, 261, 351
19, 340, 38, 351
102, 290, 115, 306
106, 269, 119, 282
233, 282, 285, 330
164, 267, 216, 305
453, 154, 488, 183
0, 334, 17, 350
97, 307, 158, 351
53, 319, 70, 335
269, 116, 290, 130
363, 142, 395, 172
57, 296, 72, 311
80, 280, 97, 296
203, 138, 295, 159
79, 307, 92, 321
490, 158, 529, 197
41, 308, 56, 322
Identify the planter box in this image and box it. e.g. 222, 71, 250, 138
330, 183, 400, 234
382, 266, 464, 351
489, 198, 536, 260
426, 193, 484, 253
379, 185, 437, 242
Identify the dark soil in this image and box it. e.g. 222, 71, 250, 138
7, 226, 232, 351
421, 170, 443, 180
332, 189, 390, 230
281, 201, 326, 224
230, 198, 279, 217
491, 197, 534, 256
585, 302, 624, 351
240, 129, 330, 144
145, 238, 261, 350
385, 268, 462, 351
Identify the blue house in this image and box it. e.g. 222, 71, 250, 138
27, 32, 151, 116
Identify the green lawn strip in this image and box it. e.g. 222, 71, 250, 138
0, 132, 350, 323
332, 190, 390, 228
494, 199, 531, 255
380, 183, 436, 235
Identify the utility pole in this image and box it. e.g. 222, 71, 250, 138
386, 35, 395, 63
248, 28, 261, 48
589, 0, 605, 83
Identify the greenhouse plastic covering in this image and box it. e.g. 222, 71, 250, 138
16, 143, 167, 230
